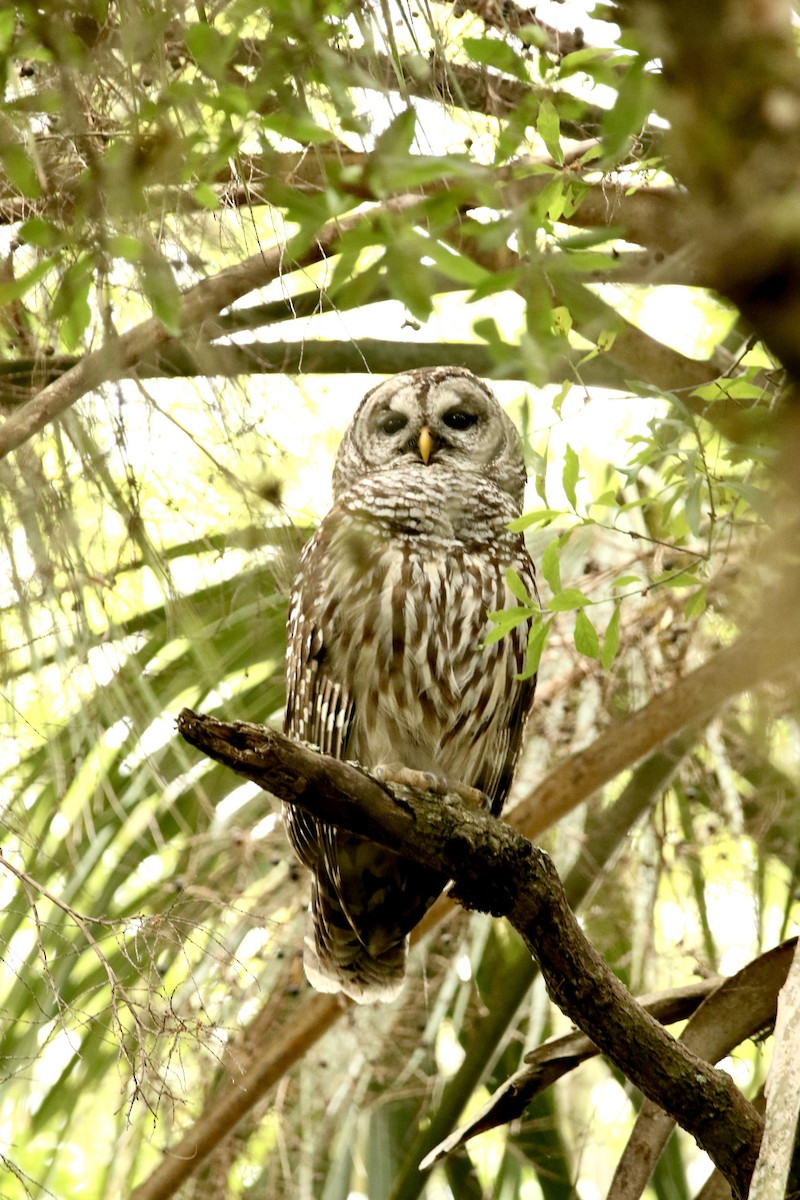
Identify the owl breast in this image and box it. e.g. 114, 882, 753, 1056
301, 463, 532, 799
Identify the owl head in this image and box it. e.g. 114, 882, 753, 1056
332, 367, 527, 505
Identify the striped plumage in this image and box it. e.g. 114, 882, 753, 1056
284, 367, 538, 1003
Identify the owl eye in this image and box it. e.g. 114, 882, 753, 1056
443, 409, 478, 431
379, 412, 408, 435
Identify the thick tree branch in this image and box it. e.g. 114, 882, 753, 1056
0, 334, 702, 407
175, 709, 763, 1199
626, 0, 800, 379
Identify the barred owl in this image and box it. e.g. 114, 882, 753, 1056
284, 367, 538, 1003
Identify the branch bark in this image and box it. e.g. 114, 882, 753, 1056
174, 708, 762, 1198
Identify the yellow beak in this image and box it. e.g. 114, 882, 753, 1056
418, 425, 434, 464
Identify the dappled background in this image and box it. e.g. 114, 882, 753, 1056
1, 2, 799, 1198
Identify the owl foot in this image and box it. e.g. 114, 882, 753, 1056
373, 763, 489, 810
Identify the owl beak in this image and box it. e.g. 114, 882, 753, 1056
417, 426, 434, 464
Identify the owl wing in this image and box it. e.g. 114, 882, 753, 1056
475, 551, 539, 817
283, 527, 356, 869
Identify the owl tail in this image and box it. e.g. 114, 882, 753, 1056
303, 873, 409, 1004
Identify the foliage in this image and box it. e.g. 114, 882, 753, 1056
1, 1, 798, 1199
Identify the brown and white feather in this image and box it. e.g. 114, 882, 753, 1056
284, 367, 538, 1002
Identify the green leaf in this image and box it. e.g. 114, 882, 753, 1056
519, 616, 552, 679
684, 585, 708, 619
495, 93, 541, 163
685, 479, 703, 536
597, 328, 616, 352
574, 608, 600, 659
420, 239, 489, 287
562, 444, 580, 510
537, 97, 563, 164
141, 248, 182, 336
1, 143, 41, 198
108, 234, 144, 262
0, 257, 53, 305
602, 56, 654, 157
541, 538, 561, 595
185, 22, 237, 77
383, 236, 435, 320
262, 113, 336, 145
508, 508, 564, 532
547, 587, 590, 611
51, 257, 94, 349
551, 305, 572, 336
462, 36, 531, 81
655, 569, 700, 589
469, 268, 522, 301
602, 604, 621, 669
484, 606, 531, 644
18, 217, 63, 249
373, 107, 417, 160
551, 380, 571, 418
591, 490, 618, 508
193, 182, 219, 209
505, 568, 534, 606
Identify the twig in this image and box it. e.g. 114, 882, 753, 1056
0, 848, 152, 1103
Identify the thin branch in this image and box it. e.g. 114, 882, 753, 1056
174, 709, 763, 1199
127, 991, 343, 1200
0, 849, 151, 1095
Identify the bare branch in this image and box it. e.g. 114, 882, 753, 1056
127, 991, 344, 1200
174, 708, 762, 1199
428, 937, 797, 1169
610, 938, 799, 1200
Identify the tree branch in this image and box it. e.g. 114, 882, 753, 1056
175, 709, 763, 1199
626, 0, 800, 379
0, 334, 696, 407
0, 196, 424, 459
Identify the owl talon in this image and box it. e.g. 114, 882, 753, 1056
373, 764, 489, 810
